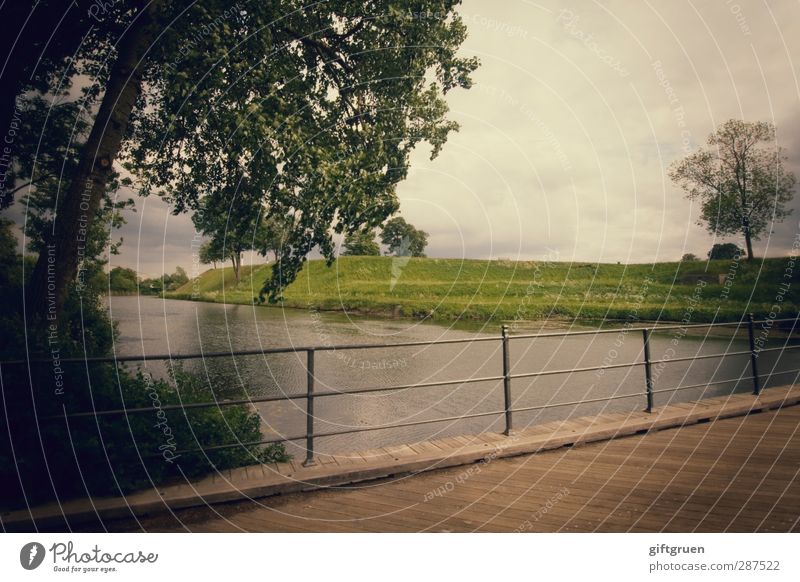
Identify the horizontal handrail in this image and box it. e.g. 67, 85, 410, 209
0, 334, 501, 366
45, 374, 506, 420
510, 317, 797, 340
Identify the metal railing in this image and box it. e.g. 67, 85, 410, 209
3, 315, 798, 467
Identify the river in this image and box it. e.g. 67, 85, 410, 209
108, 296, 799, 456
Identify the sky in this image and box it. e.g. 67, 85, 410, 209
107, 0, 800, 277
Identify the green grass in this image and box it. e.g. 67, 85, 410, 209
168, 256, 799, 323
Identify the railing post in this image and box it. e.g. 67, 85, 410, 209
502, 324, 513, 436
747, 313, 761, 396
642, 328, 654, 413
303, 348, 316, 466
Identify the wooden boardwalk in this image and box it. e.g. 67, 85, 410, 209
4, 384, 800, 532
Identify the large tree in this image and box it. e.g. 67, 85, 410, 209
25, 0, 165, 320
23, 1, 476, 318
669, 120, 796, 261
128, 1, 476, 302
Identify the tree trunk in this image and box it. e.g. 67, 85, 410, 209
27, 1, 164, 322
743, 222, 754, 261
231, 253, 241, 284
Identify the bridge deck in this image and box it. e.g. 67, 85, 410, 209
5, 384, 800, 532
119, 397, 800, 532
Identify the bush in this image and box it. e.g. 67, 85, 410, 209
0, 227, 287, 510
1, 361, 288, 510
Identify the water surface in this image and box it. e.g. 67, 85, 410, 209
108, 296, 799, 455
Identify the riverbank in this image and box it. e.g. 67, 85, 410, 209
167, 256, 798, 323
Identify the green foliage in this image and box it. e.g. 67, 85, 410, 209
0, 1, 130, 208
708, 243, 744, 260
0, 234, 286, 509
199, 240, 224, 267
681, 253, 700, 262
168, 255, 799, 323
140, 266, 190, 295
342, 230, 380, 256
126, 1, 478, 303
380, 217, 429, 257
1, 360, 287, 508
109, 266, 139, 294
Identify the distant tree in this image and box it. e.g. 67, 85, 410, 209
669, 120, 796, 261
108, 267, 139, 294
141, 267, 188, 294
255, 215, 292, 264
342, 230, 380, 256
681, 253, 700, 262
192, 193, 262, 284
170, 267, 189, 289
199, 240, 224, 270
140, 277, 163, 296
380, 217, 429, 257
708, 243, 744, 260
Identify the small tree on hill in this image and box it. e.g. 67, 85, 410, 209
708, 243, 744, 260
199, 240, 224, 269
342, 230, 380, 256
681, 253, 699, 262
381, 217, 428, 257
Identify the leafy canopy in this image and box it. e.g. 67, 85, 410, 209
128, 1, 477, 301
381, 216, 429, 257
669, 120, 796, 259
708, 243, 744, 260
342, 229, 380, 256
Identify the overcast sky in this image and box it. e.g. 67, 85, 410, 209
109, 0, 800, 278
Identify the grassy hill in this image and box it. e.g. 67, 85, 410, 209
169, 256, 798, 323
